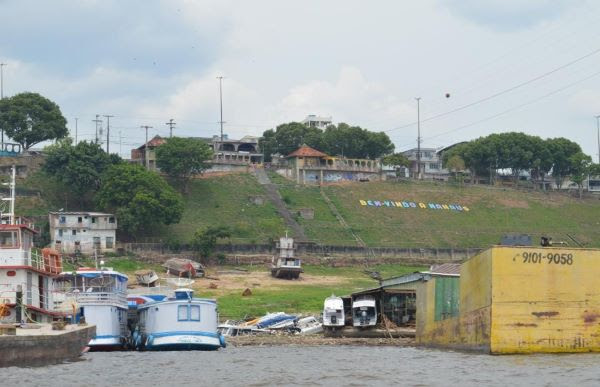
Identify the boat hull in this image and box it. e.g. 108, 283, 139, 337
144, 331, 225, 351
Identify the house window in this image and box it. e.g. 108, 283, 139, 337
93, 237, 101, 248
59, 216, 66, 224
58, 229, 63, 237
91, 217, 96, 224
72, 230, 77, 235
106, 237, 114, 249
77, 217, 82, 223
429, 163, 440, 170
109, 217, 115, 224
74, 241, 81, 253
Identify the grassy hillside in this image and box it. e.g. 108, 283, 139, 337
160, 174, 287, 244
267, 173, 600, 248
17, 171, 600, 248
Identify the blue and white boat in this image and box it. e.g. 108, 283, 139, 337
60, 268, 129, 350
134, 288, 226, 351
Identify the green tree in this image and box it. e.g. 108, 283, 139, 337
445, 154, 466, 184
155, 137, 213, 192
547, 137, 582, 189
0, 92, 68, 149
191, 226, 232, 259
321, 123, 394, 159
43, 139, 120, 207
382, 153, 410, 177
259, 122, 324, 161
95, 163, 184, 235
569, 152, 593, 198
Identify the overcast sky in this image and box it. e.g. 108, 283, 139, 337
2, 0, 600, 160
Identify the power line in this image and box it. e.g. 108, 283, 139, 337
397, 68, 600, 150
386, 45, 600, 133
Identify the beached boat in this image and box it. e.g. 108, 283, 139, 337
254, 312, 297, 329
134, 270, 159, 287
59, 268, 129, 350
163, 258, 204, 278
323, 295, 345, 328
134, 288, 225, 351
217, 322, 270, 337
352, 295, 377, 327
296, 316, 323, 335
271, 236, 302, 279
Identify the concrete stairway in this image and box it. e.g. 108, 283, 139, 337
254, 169, 308, 242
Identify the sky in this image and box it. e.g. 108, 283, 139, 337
1, 0, 600, 160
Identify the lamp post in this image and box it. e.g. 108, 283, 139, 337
416, 97, 421, 179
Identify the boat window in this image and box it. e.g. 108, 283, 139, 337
178, 305, 189, 321
190, 305, 200, 321
0, 231, 18, 248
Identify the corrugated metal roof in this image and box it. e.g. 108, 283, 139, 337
429, 263, 461, 276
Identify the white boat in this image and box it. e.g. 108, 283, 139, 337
271, 235, 302, 279
217, 322, 270, 337
166, 277, 195, 287
134, 288, 226, 351
0, 227, 67, 324
323, 295, 345, 328
134, 270, 159, 286
352, 295, 377, 327
59, 268, 129, 350
296, 316, 323, 335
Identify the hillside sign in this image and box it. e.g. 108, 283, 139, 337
359, 200, 470, 212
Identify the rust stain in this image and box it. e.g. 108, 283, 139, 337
582, 312, 600, 324
510, 322, 538, 327
532, 311, 559, 318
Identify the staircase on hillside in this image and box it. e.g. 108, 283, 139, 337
253, 169, 308, 242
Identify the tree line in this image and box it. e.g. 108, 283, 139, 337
442, 132, 600, 195
259, 122, 395, 161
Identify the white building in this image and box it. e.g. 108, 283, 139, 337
49, 212, 117, 254
401, 147, 450, 180
301, 115, 332, 130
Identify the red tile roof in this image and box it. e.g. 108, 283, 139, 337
286, 145, 328, 158
137, 135, 166, 150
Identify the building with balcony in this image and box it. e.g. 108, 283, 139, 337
301, 115, 333, 130
401, 147, 450, 180
282, 145, 383, 184
49, 212, 117, 254
207, 135, 264, 170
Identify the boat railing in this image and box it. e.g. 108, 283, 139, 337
72, 290, 127, 306
0, 249, 62, 274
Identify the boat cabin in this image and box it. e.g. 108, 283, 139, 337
0, 224, 65, 323
352, 295, 377, 327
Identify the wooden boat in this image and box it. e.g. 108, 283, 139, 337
163, 258, 204, 278
135, 270, 159, 286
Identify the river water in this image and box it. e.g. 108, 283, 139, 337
2, 346, 599, 386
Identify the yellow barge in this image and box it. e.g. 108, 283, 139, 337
411, 246, 600, 354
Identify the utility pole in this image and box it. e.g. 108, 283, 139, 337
165, 118, 176, 138
103, 115, 113, 153
74, 118, 78, 145
1, 63, 6, 149
92, 115, 102, 144
0, 63, 6, 99
596, 115, 600, 164
141, 125, 152, 170
415, 97, 422, 180
217, 76, 225, 142
119, 130, 122, 157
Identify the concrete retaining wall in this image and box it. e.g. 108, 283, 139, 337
123, 242, 482, 266
0, 325, 95, 367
